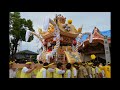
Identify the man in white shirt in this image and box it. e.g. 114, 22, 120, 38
21, 62, 37, 78
9, 61, 17, 78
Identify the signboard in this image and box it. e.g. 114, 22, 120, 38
104, 36, 111, 64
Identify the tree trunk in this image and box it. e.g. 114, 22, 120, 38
14, 39, 19, 54
11, 44, 15, 58
12, 39, 19, 59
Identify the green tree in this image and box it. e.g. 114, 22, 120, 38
9, 12, 34, 58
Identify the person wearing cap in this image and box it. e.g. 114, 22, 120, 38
53, 62, 65, 78
82, 62, 88, 78
20, 62, 37, 78
95, 63, 102, 78
30, 62, 39, 78
91, 65, 96, 78
99, 63, 105, 78
9, 61, 13, 68
47, 63, 55, 78
77, 62, 85, 78
64, 63, 71, 78
95, 63, 99, 78
104, 62, 111, 78
85, 62, 92, 78
71, 62, 79, 78
9, 61, 17, 78
16, 68, 22, 78
88, 62, 93, 78
36, 62, 49, 78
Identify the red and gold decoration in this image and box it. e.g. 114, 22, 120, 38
73, 39, 77, 46
48, 24, 54, 33
25, 14, 83, 65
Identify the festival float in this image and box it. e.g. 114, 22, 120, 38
12, 14, 93, 68
25, 14, 93, 64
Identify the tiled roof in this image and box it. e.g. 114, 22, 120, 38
76, 30, 111, 42
16, 50, 38, 55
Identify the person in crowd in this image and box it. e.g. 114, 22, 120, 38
36, 62, 49, 78
53, 62, 65, 78
71, 62, 79, 78
91, 65, 96, 78
77, 62, 86, 78
64, 63, 71, 78
20, 62, 37, 78
16, 68, 22, 78
86, 62, 93, 78
104, 62, 111, 78
99, 63, 105, 78
47, 63, 55, 78
9, 61, 17, 78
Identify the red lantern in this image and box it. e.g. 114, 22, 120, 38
73, 39, 77, 46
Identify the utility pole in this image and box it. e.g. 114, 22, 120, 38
104, 36, 111, 64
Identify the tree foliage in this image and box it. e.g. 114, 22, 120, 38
9, 12, 34, 58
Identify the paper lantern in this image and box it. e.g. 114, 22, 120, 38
68, 19, 72, 24
90, 54, 96, 60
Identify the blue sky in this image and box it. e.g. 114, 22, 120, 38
18, 12, 111, 53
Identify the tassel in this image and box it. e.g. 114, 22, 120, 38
43, 16, 49, 32
25, 30, 31, 42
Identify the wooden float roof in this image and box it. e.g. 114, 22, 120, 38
40, 23, 80, 39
